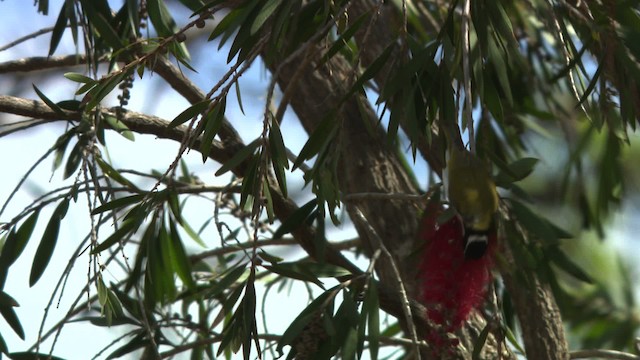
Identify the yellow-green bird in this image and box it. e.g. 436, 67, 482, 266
445, 145, 499, 259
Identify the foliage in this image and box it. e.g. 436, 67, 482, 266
0, 0, 639, 359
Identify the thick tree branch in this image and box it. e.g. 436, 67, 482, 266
0, 93, 435, 340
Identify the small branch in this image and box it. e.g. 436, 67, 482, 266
570, 349, 640, 360
344, 192, 426, 202
0, 26, 56, 52
460, 0, 475, 153
351, 207, 423, 359
0, 55, 89, 74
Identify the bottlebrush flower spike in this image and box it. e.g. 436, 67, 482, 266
418, 202, 495, 333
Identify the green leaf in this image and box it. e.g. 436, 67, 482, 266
317, 12, 367, 67
277, 287, 337, 353
92, 206, 145, 254
494, 157, 539, 186
92, 194, 146, 214
472, 323, 490, 360
214, 139, 261, 176
269, 119, 289, 197
85, 72, 127, 111
292, 116, 337, 170
200, 97, 226, 162
91, 11, 124, 49
33, 84, 66, 118
1, 210, 39, 268
365, 280, 379, 360
106, 332, 147, 359
509, 199, 559, 244
168, 221, 195, 289
7, 353, 67, 360
64, 72, 95, 84
96, 157, 139, 190
0, 305, 23, 340
63, 140, 82, 180
263, 262, 324, 287
547, 247, 594, 284
49, 2, 68, 55
103, 114, 135, 141
272, 199, 317, 239
29, 199, 69, 286
169, 100, 211, 128
207, 264, 247, 299
250, 0, 282, 35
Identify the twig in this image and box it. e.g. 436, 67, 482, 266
570, 349, 640, 360
0, 26, 56, 52
351, 207, 422, 359
460, 0, 475, 153
344, 192, 426, 202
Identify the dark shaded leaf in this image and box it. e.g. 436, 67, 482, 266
272, 199, 317, 239
169, 100, 211, 128
547, 247, 594, 284
49, 2, 68, 55
292, 116, 337, 170
277, 287, 337, 354
472, 323, 490, 360
106, 332, 147, 359
103, 114, 135, 141
29, 199, 69, 287
200, 96, 226, 162
33, 85, 66, 118
92, 206, 145, 253
214, 138, 261, 176
0, 304, 24, 340
263, 262, 324, 287
8, 353, 67, 360
92, 194, 146, 214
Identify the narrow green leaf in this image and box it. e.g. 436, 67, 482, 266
1, 210, 39, 268
366, 280, 379, 360
472, 323, 490, 360
495, 157, 539, 186
96, 157, 139, 190
269, 120, 289, 197
92, 207, 145, 253
263, 262, 324, 287
92, 194, 146, 214
318, 13, 367, 67
7, 353, 66, 360
272, 199, 317, 239
63, 141, 82, 180
200, 97, 226, 162
503, 323, 525, 354
169, 221, 195, 289
292, 116, 337, 170
106, 332, 147, 359
0, 331, 7, 354
29, 199, 69, 286
214, 139, 261, 176
208, 264, 247, 299
250, 0, 282, 35
64, 72, 95, 84
33, 84, 66, 118
168, 100, 211, 128
103, 114, 135, 141
85, 72, 127, 111
278, 287, 337, 353
547, 247, 594, 284
0, 304, 24, 340
49, 2, 68, 55
92, 11, 124, 49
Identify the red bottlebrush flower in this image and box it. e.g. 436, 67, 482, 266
418, 203, 495, 333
